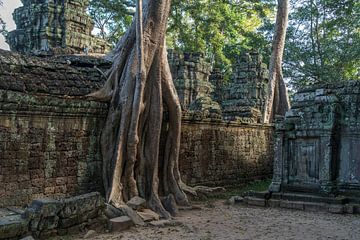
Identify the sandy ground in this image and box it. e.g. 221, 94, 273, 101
63, 201, 360, 240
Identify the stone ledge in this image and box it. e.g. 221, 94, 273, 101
0, 192, 106, 239
241, 192, 360, 215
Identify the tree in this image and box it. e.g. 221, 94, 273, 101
284, 0, 360, 89
0, 0, 6, 35
88, 0, 135, 45
263, 0, 291, 123
89, 0, 275, 73
89, 0, 190, 219
167, 0, 274, 68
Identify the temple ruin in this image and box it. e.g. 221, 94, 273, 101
244, 82, 360, 214
6, 0, 110, 54
2, 1, 359, 239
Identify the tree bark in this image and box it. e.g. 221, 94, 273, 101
263, 0, 291, 123
89, 0, 189, 219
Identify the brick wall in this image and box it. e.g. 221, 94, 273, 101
179, 121, 274, 186
0, 50, 274, 207
0, 90, 274, 207
0, 90, 107, 207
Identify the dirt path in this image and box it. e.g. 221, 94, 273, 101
64, 201, 360, 240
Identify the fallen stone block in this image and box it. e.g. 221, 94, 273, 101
0, 215, 28, 239
59, 192, 104, 219
116, 205, 145, 226
225, 196, 244, 205
127, 196, 146, 210
84, 229, 97, 239
137, 209, 160, 222
109, 216, 134, 232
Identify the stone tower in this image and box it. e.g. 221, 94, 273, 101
7, 0, 110, 54
168, 50, 222, 119
222, 52, 269, 123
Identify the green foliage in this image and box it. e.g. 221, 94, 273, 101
285, 0, 360, 89
88, 0, 274, 73
88, 0, 134, 46
167, 0, 275, 69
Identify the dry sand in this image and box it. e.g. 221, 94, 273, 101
58, 200, 360, 240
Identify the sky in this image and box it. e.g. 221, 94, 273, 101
0, 0, 22, 50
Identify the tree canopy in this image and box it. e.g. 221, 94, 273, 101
89, 0, 275, 70
88, 0, 360, 89
88, 0, 135, 45
285, 0, 360, 89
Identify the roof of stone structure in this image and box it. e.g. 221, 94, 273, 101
0, 50, 111, 96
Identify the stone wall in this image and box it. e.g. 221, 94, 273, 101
0, 90, 107, 207
0, 51, 109, 207
0, 50, 274, 207
179, 121, 274, 186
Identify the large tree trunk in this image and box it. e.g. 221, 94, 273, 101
89, 0, 189, 219
263, 0, 291, 123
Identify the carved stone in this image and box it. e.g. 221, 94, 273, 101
7, 0, 110, 55
168, 50, 222, 121
270, 81, 360, 196
222, 52, 269, 123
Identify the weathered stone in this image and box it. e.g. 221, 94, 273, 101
168, 50, 222, 120
269, 80, 360, 210
59, 192, 104, 219
116, 205, 145, 226
279, 201, 304, 210
0, 50, 275, 209
225, 196, 244, 205
84, 229, 97, 239
127, 196, 146, 211
20, 236, 35, 240
0, 214, 28, 239
109, 216, 133, 232
137, 209, 160, 222
7, 0, 110, 54
328, 205, 345, 214
222, 52, 269, 123
104, 204, 126, 219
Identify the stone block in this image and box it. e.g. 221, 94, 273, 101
303, 202, 327, 212
245, 197, 266, 207
109, 216, 133, 232
59, 192, 103, 218
127, 196, 146, 210
279, 201, 304, 210
328, 205, 345, 214
268, 199, 280, 208
0, 214, 28, 239
26, 199, 63, 218
137, 209, 160, 222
